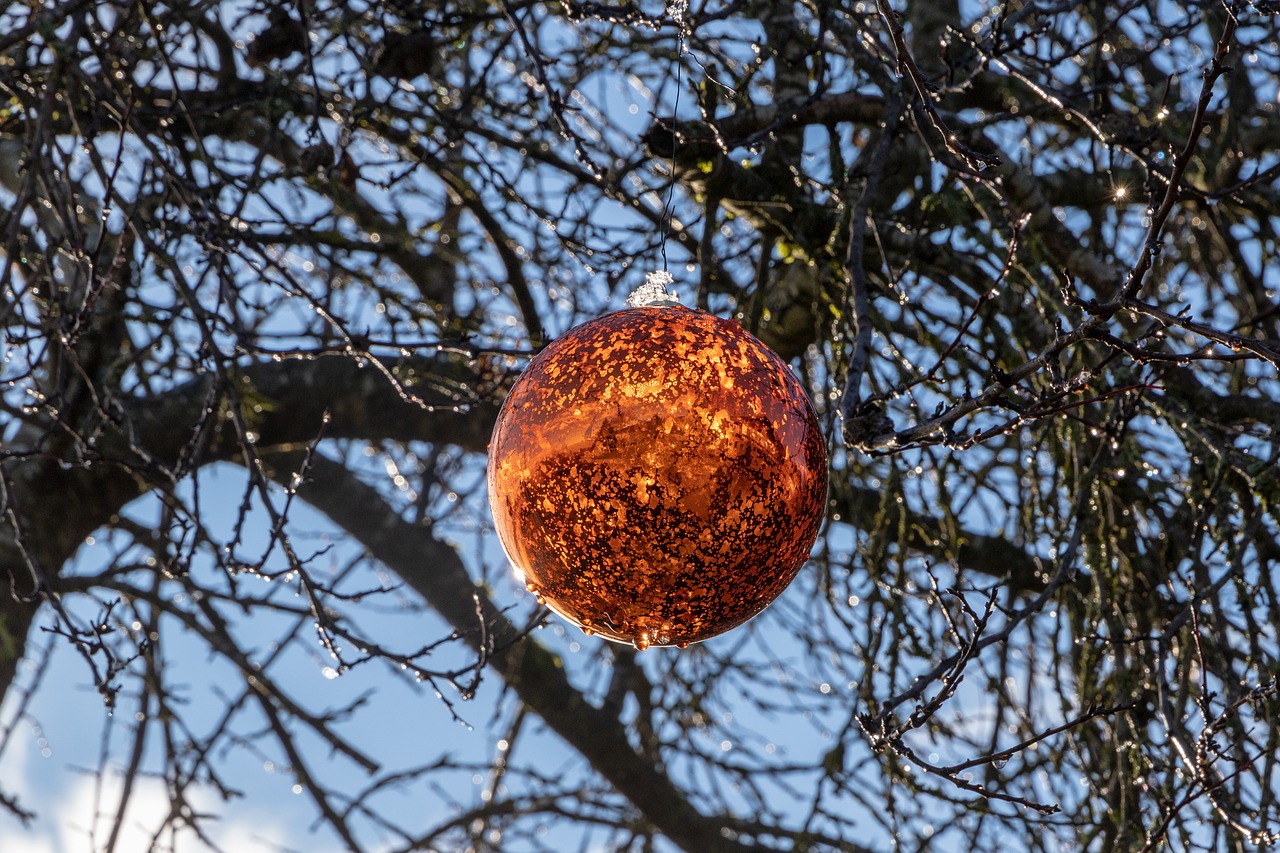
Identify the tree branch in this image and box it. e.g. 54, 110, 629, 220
279, 451, 769, 853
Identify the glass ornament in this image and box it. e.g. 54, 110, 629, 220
488, 294, 828, 650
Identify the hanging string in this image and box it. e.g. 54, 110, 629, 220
659, 0, 689, 275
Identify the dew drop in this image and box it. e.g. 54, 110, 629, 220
633, 630, 651, 651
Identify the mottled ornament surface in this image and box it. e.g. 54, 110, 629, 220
488, 305, 828, 649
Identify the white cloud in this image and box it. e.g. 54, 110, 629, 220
0, 748, 57, 853
0, 758, 307, 853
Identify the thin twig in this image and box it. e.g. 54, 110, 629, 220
873, 0, 1001, 174
840, 87, 906, 445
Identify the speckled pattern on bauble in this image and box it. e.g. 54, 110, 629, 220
488, 305, 828, 649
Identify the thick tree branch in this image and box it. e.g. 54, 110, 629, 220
0, 353, 500, 705
829, 480, 1050, 594
280, 452, 769, 853
128, 352, 502, 463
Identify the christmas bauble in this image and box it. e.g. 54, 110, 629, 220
488, 303, 827, 649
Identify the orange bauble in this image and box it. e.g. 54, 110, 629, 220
488, 303, 828, 649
